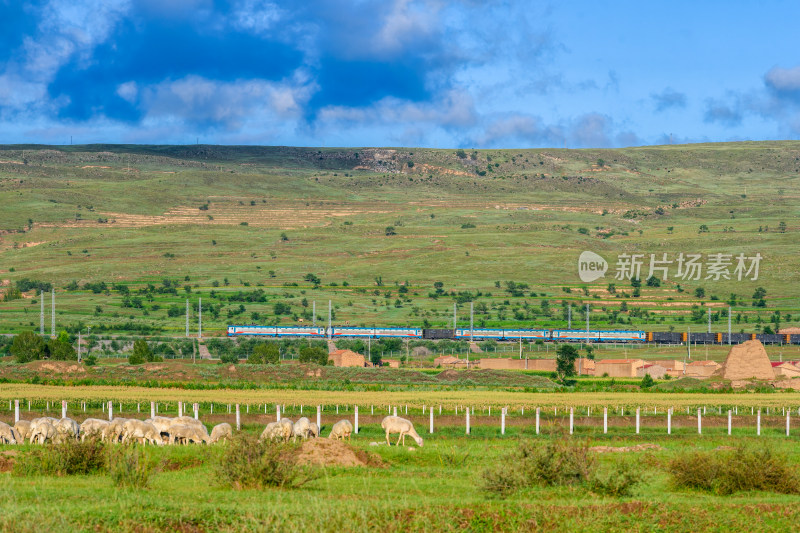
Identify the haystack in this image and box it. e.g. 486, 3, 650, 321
713, 339, 775, 380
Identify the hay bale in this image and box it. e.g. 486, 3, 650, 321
714, 340, 775, 381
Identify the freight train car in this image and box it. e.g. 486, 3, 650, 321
687, 332, 716, 344
647, 331, 684, 344
755, 333, 785, 345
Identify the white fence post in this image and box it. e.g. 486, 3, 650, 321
355, 406, 359, 434
178, 402, 183, 418
501, 407, 506, 435
108, 401, 113, 421
14, 400, 19, 424
757, 409, 761, 436
667, 408, 672, 435
235, 404, 240, 431
317, 405, 321, 429
193, 403, 199, 420
636, 407, 640, 435
276, 404, 281, 422
393, 406, 397, 416
728, 410, 732, 435
569, 407, 574, 435
535, 407, 540, 435
466, 409, 470, 435
603, 407, 608, 434
61, 400, 67, 419
787, 411, 791, 437
150, 402, 155, 419
429, 408, 434, 434
697, 408, 702, 435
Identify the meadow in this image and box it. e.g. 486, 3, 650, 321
3, 389, 800, 531
0, 142, 798, 337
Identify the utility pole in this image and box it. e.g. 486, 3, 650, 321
568, 304, 571, 329
40, 290, 44, 335
197, 298, 202, 339
78, 331, 81, 362
313, 301, 316, 327
453, 303, 457, 332
687, 327, 692, 360
708, 307, 711, 334
185, 299, 189, 337
728, 306, 732, 345
51, 289, 55, 338
327, 300, 332, 339
469, 302, 474, 342
585, 305, 590, 342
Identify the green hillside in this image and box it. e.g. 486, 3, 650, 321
0, 142, 797, 336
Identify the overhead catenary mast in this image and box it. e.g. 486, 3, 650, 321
51, 289, 55, 338
40, 290, 44, 335
198, 298, 202, 339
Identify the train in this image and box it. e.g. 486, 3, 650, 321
226, 325, 800, 345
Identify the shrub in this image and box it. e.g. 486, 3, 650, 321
11, 330, 45, 363
667, 446, 800, 495
220, 352, 239, 364
250, 343, 279, 364
481, 439, 595, 497
590, 460, 645, 497
14, 439, 107, 476
107, 444, 157, 489
215, 434, 318, 489
83, 355, 98, 366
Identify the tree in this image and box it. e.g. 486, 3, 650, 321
304, 273, 321, 287
555, 344, 579, 382
646, 276, 661, 287
585, 345, 595, 361
129, 339, 152, 365
779, 221, 787, 233
694, 287, 705, 298
370, 351, 382, 366
10, 331, 45, 363
48, 332, 76, 361
250, 343, 279, 364
640, 374, 655, 389
299, 346, 329, 365
385, 226, 396, 236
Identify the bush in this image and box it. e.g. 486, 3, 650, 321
299, 346, 328, 365
667, 446, 800, 495
220, 352, 239, 364
107, 444, 157, 489
11, 331, 45, 363
250, 343, 279, 364
590, 460, 645, 497
83, 355, 98, 366
215, 434, 318, 489
14, 439, 107, 476
481, 439, 595, 497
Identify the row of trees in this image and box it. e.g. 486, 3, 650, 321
10, 331, 76, 363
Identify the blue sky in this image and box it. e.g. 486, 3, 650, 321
1, 0, 799, 148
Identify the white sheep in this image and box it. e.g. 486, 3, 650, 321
103, 418, 130, 443
171, 416, 210, 439
30, 421, 57, 444
14, 420, 32, 442
168, 424, 209, 445
259, 420, 292, 442
308, 422, 319, 439
210, 423, 232, 443
328, 420, 353, 441
292, 417, 313, 441
0, 421, 18, 444
146, 416, 174, 439
80, 419, 109, 441
381, 416, 423, 447
122, 419, 163, 445
54, 417, 80, 443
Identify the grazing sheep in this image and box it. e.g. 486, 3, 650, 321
14, 421, 32, 442
122, 420, 163, 446
292, 417, 314, 441
171, 416, 210, 439
80, 419, 109, 441
103, 418, 130, 443
146, 416, 174, 439
54, 418, 80, 443
329, 420, 353, 441
30, 421, 57, 444
168, 424, 209, 445
210, 423, 232, 443
29, 417, 59, 436
259, 421, 291, 442
381, 416, 423, 447
0, 421, 17, 444
308, 422, 319, 439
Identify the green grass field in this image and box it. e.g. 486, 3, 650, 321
0, 142, 798, 337
3, 401, 800, 532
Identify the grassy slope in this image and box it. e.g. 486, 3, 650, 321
0, 142, 798, 336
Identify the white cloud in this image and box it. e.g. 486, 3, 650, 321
230, 0, 283, 34
765, 66, 800, 93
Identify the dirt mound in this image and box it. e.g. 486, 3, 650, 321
779, 327, 800, 335
0, 450, 18, 472
293, 438, 384, 468
26, 361, 86, 374
589, 443, 663, 453
436, 370, 462, 381
714, 340, 775, 381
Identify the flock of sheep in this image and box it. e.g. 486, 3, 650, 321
0, 414, 424, 447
